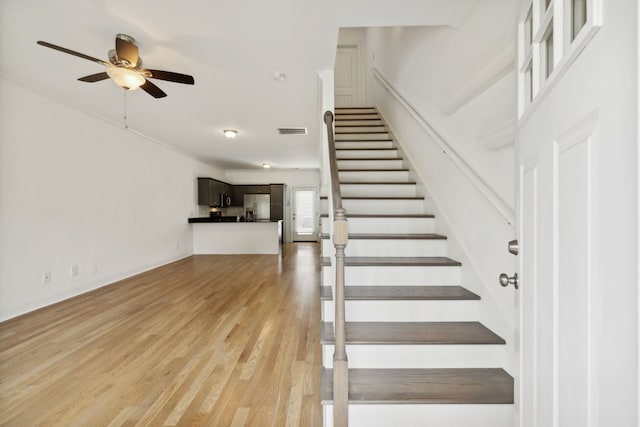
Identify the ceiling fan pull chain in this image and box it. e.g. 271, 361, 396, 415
123, 90, 128, 129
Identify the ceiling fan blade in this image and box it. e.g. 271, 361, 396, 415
115, 36, 139, 66
140, 79, 167, 98
78, 72, 110, 82
144, 69, 195, 85
37, 41, 110, 67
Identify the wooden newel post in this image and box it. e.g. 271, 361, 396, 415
333, 208, 349, 427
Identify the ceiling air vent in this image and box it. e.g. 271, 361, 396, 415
278, 127, 308, 135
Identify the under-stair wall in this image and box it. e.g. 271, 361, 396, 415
371, 79, 516, 359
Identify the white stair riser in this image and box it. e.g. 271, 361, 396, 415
322, 345, 505, 369
337, 150, 399, 159
338, 159, 404, 169
335, 108, 377, 114
340, 184, 417, 198
335, 119, 383, 126
336, 133, 390, 141
335, 126, 387, 133
334, 114, 380, 120
323, 405, 514, 427
322, 300, 476, 322
322, 265, 460, 285
322, 239, 447, 257
338, 170, 411, 183
322, 217, 436, 234
322, 198, 430, 215
335, 140, 394, 149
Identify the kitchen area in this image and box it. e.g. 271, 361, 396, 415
188, 178, 285, 254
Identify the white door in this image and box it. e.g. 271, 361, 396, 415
292, 188, 318, 242
516, 1, 637, 426
334, 45, 362, 108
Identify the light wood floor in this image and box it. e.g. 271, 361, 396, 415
0, 243, 322, 426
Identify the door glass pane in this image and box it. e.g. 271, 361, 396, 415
572, 0, 587, 40
294, 190, 315, 235
544, 24, 554, 79
524, 7, 533, 48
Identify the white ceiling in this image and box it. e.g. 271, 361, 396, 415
0, 0, 475, 171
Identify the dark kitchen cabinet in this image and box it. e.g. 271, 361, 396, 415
270, 184, 285, 221
197, 178, 231, 207
232, 186, 248, 207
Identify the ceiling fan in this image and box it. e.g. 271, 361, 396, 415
37, 34, 195, 98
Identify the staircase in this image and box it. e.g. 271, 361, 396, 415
320, 107, 513, 426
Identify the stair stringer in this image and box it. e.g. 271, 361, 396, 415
376, 107, 515, 375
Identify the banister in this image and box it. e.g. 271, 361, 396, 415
323, 110, 349, 427
372, 68, 515, 226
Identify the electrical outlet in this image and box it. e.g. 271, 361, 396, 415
71, 265, 79, 276
42, 272, 51, 284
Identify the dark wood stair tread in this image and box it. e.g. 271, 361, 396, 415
321, 196, 423, 200
321, 257, 460, 267
346, 257, 461, 267
336, 157, 402, 161
335, 125, 386, 128
321, 368, 514, 404
321, 285, 480, 301
320, 214, 435, 218
340, 181, 417, 185
320, 233, 446, 240
320, 322, 505, 345
336, 148, 396, 151
335, 139, 393, 142
335, 131, 388, 134
338, 169, 410, 172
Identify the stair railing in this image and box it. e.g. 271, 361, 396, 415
324, 110, 349, 427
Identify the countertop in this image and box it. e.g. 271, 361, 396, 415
188, 217, 278, 224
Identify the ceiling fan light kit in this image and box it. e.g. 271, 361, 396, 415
36, 34, 194, 99
106, 67, 145, 90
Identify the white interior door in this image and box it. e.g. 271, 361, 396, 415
334, 45, 362, 108
516, 1, 637, 426
292, 187, 318, 242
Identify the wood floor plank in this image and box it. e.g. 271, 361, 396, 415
0, 243, 322, 427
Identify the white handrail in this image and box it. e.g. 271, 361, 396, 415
373, 68, 515, 226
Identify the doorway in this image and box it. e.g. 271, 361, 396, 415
334, 44, 363, 107
292, 187, 318, 242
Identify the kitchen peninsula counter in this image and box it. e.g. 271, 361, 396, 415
189, 218, 282, 254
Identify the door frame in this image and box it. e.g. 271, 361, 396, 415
291, 187, 319, 242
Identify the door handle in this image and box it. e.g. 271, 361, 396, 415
499, 273, 518, 289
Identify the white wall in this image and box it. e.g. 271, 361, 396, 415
0, 77, 223, 321
355, 1, 519, 347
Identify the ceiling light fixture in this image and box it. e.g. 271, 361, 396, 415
262, 163, 271, 169
223, 129, 238, 138
106, 67, 145, 90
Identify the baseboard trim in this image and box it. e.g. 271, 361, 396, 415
0, 252, 193, 322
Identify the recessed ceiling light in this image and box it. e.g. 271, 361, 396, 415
262, 163, 271, 169
272, 72, 286, 81
223, 129, 238, 138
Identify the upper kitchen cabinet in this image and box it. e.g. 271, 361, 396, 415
269, 184, 285, 221
197, 178, 232, 207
